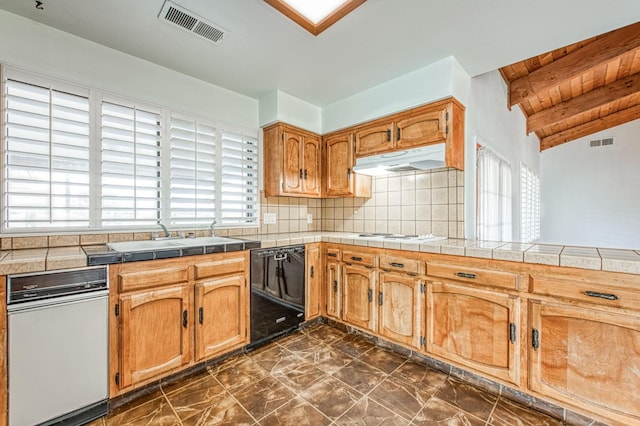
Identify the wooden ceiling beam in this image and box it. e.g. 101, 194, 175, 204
509, 22, 640, 108
540, 103, 640, 151
527, 70, 640, 134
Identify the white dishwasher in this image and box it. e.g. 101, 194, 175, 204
7, 266, 109, 426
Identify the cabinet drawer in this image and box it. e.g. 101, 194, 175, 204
532, 277, 640, 311
326, 247, 341, 260
194, 256, 246, 280
427, 263, 519, 290
342, 251, 376, 267
379, 255, 424, 275
118, 266, 189, 293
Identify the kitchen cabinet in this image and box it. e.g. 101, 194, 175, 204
117, 284, 192, 389
326, 248, 342, 319
378, 272, 422, 348
109, 252, 250, 396
529, 274, 640, 425
324, 132, 371, 198
426, 280, 520, 385
0, 276, 6, 426
193, 253, 249, 362
263, 123, 321, 198
342, 263, 377, 332
352, 97, 465, 170
305, 243, 322, 320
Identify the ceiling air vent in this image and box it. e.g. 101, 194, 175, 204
158, 0, 226, 45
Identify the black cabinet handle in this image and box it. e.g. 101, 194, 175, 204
390, 262, 405, 268
368, 288, 373, 302
386, 129, 391, 142
182, 310, 188, 328
509, 323, 516, 343
347, 168, 352, 179
304, 169, 308, 180
532, 329, 539, 350
333, 280, 338, 292
198, 307, 203, 325
310, 265, 314, 278
456, 272, 477, 279
397, 127, 401, 141
378, 292, 383, 306
299, 169, 303, 179
351, 256, 363, 261
584, 291, 618, 301
327, 253, 337, 257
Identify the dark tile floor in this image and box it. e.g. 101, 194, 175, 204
89, 324, 565, 425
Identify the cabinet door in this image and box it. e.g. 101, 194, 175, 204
395, 106, 448, 150
354, 122, 394, 157
282, 130, 304, 194
426, 281, 520, 385
118, 285, 192, 389
378, 272, 422, 349
305, 244, 322, 320
326, 260, 341, 320
325, 133, 355, 196
302, 135, 321, 196
530, 301, 640, 425
195, 274, 247, 362
342, 264, 376, 331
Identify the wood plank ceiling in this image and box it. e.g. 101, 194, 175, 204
500, 21, 640, 151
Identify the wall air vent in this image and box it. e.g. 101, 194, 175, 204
589, 139, 601, 147
601, 137, 614, 146
158, 0, 227, 45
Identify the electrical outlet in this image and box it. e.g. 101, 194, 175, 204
307, 213, 313, 224
263, 213, 277, 224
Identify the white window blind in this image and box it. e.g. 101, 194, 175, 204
477, 146, 512, 241
3, 79, 90, 230
219, 129, 258, 226
521, 162, 540, 243
169, 116, 216, 225
101, 101, 161, 227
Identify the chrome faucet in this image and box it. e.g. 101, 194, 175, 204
210, 220, 217, 236
158, 223, 170, 238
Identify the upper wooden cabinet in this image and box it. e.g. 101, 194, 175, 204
324, 132, 371, 198
352, 97, 465, 170
263, 123, 321, 198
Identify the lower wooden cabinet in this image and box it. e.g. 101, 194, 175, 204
326, 259, 341, 319
529, 301, 640, 425
426, 280, 520, 385
195, 274, 247, 362
118, 285, 192, 388
378, 272, 422, 349
305, 243, 322, 320
109, 252, 250, 396
342, 264, 377, 332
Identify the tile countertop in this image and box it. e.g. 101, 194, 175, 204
0, 232, 639, 276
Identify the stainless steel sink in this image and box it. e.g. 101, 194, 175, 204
107, 237, 237, 252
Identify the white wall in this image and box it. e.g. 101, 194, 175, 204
465, 71, 540, 240
0, 10, 258, 128
540, 120, 640, 249
259, 90, 322, 133
322, 57, 466, 134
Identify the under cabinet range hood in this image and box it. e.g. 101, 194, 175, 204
352, 144, 446, 175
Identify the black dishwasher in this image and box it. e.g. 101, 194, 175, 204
250, 245, 305, 346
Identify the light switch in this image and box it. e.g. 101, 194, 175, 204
263, 213, 277, 224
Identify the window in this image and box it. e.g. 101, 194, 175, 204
3, 78, 90, 229
219, 129, 258, 226
169, 116, 216, 225
477, 145, 512, 241
520, 162, 540, 242
1, 68, 259, 232
101, 101, 162, 227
